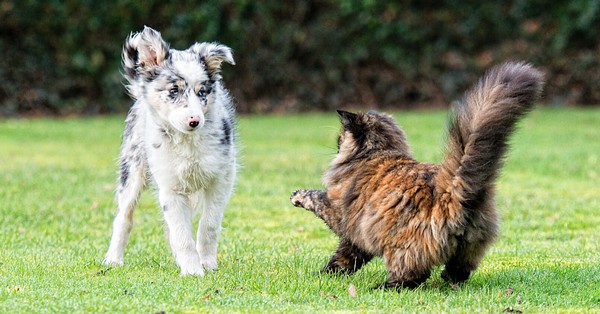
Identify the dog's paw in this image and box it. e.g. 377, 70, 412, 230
290, 190, 305, 207
181, 267, 204, 277
177, 252, 205, 276
102, 255, 124, 267
180, 265, 205, 276
201, 256, 218, 272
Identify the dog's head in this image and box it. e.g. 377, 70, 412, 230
122, 26, 235, 133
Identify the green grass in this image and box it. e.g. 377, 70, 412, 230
1, 108, 599, 313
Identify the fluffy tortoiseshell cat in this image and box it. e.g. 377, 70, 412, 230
290, 62, 544, 288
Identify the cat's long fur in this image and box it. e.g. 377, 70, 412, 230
290, 62, 544, 288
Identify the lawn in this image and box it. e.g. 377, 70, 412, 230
1, 108, 599, 313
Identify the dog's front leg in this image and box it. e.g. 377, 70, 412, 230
160, 190, 204, 276
197, 170, 235, 271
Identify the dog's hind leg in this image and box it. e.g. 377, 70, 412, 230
196, 163, 235, 271
104, 106, 147, 266
103, 156, 147, 266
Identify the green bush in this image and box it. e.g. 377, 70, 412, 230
0, 1, 599, 115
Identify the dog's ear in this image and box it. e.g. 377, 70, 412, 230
137, 26, 170, 68
191, 42, 235, 80
123, 26, 170, 81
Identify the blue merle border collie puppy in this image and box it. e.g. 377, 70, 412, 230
103, 26, 237, 276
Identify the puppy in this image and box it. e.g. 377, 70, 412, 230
103, 26, 237, 276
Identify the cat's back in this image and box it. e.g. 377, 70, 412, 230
327, 154, 439, 214
364, 156, 438, 212
327, 154, 441, 254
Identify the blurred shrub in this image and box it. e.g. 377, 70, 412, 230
0, 0, 599, 115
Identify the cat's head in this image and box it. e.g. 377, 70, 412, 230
334, 110, 412, 162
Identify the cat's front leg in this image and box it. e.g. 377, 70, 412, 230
290, 189, 327, 210
290, 189, 342, 235
322, 238, 373, 274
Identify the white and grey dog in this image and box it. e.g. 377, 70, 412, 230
103, 26, 237, 276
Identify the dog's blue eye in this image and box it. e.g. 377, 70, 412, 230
197, 83, 213, 98
169, 87, 179, 98
198, 86, 211, 97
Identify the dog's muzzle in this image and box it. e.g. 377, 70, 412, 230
188, 117, 200, 128
188, 117, 200, 129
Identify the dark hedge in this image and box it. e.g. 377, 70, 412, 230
1, 0, 599, 115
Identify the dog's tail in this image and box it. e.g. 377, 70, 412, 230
122, 26, 170, 99
435, 61, 544, 219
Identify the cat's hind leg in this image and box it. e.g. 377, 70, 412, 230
440, 253, 473, 283
381, 248, 432, 289
442, 203, 498, 283
383, 269, 431, 289
441, 237, 493, 283
321, 238, 373, 274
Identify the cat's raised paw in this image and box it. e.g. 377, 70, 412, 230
290, 190, 305, 207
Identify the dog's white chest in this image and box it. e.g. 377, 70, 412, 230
146, 130, 225, 195
172, 151, 220, 194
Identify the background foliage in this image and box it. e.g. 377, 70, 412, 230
1, 0, 599, 115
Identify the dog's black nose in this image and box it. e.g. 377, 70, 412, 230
188, 117, 200, 129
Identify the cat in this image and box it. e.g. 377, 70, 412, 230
290, 61, 544, 288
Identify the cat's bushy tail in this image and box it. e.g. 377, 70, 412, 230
436, 61, 544, 218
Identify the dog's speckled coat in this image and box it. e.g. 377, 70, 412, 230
103, 27, 237, 276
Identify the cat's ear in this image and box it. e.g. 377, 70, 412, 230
337, 110, 357, 127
